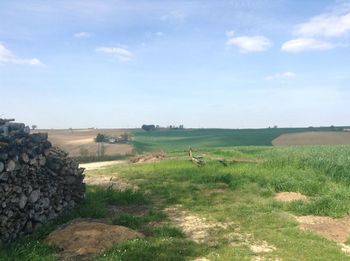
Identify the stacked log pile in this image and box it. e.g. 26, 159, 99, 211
0, 119, 85, 243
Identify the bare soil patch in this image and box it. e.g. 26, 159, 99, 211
273, 131, 350, 146
84, 175, 138, 191
296, 215, 350, 242
46, 219, 143, 260
130, 153, 165, 163
228, 227, 277, 258
250, 241, 276, 254
36, 129, 134, 157
164, 205, 277, 258
274, 192, 308, 202
80, 160, 127, 171
164, 205, 231, 244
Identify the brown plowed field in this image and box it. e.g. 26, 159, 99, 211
273, 131, 350, 146
35, 129, 134, 156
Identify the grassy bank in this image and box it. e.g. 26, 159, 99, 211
2, 145, 350, 260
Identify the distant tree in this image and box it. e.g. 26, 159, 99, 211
95, 133, 105, 142
142, 124, 156, 132
31, 125, 37, 130
273, 125, 278, 129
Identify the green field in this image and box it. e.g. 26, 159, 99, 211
131, 127, 343, 152
3, 145, 350, 260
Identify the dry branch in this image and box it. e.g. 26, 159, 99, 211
188, 148, 205, 166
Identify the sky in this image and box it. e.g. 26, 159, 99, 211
0, 0, 350, 129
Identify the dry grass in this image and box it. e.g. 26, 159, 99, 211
35, 129, 134, 156
272, 131, 350, 146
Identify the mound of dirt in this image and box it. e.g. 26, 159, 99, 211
274, 192, 308, 202
296, 215, 350, 242
130, 153, 165, 163
46, 219, 143, 260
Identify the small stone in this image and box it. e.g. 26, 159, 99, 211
29, 190, 40, 204
5, 160, 16, 172
0, 172, 9, 182
19, 195, 28, 209
0, 162, 4, 173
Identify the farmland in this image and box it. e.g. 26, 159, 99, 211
273, 131, 350, 146
3, 145, 350, 260
36, 129, 134, 157
35, 127, 350, 159
132, 127, 349, 152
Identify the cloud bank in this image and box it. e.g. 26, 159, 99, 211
0, 43, 42, 65
282, 4, 350, 52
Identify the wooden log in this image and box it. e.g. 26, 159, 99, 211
0, 119, 85, 243
0, 162, 4, 173
188, 148, 205, 166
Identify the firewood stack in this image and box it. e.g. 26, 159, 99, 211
0, 119, 85, 243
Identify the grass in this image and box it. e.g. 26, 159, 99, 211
2, 145, 350, 260
98, 145, 350, 259
131, 127, 345, 152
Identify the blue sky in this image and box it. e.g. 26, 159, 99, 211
0, 0, 349, 128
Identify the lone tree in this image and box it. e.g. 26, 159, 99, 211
95, 133, 105, 142
31, 125, 37, 130
142, 124, 156, 132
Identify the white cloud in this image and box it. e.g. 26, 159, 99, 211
265, 71, 296, 80
0, 43, 42, 65
74, 32, 93, 38
282, 4, 350, 52
161, 10, 186, 23
281, 38, 335, 53
294, 10, 350, 38
96, 46, 134, 61
226, 35, 272, 52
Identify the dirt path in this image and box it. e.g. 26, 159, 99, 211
164, 205, 277, 260
80, 160, 127, 171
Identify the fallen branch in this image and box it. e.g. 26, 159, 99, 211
188, 147, 205, 166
